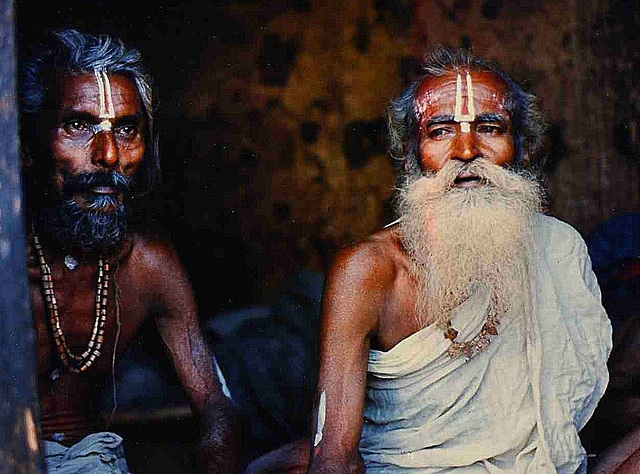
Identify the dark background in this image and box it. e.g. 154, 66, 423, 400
15, 0, 639, 472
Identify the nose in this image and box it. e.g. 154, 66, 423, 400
451, 128, 481, 162
91, 131, 120, 170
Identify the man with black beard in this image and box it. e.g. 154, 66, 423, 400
245, 49, 623, 473
20, 29, 237, 473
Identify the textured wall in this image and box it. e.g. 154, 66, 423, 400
178, 8, 405, 239
160, 0, 412, 307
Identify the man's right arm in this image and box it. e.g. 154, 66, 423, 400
307, 242, 390, 473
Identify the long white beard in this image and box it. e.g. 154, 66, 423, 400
398, 158, 544, 330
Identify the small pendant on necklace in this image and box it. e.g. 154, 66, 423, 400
50, 368, 60, 381
64, 255, 79, 270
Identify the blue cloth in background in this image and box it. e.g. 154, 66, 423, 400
580, 216, 640, 456
585, 212, 639, 331
586, 212, 639, 283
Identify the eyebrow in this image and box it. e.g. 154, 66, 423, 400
59, 110, 98, 123
475, 113, 509, 125
59, 109, 142, 125
423, 114, 455, 128
423, 112, 509, 128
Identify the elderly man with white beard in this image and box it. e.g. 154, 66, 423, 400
244, 48, 619, 474
302, 49, 613, 474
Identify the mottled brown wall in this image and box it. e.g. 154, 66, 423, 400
164, 1, 410, 305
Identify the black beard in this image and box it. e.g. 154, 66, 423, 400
35, 171, 131, 253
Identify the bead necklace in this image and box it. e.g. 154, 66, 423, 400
32, 233, 109, 373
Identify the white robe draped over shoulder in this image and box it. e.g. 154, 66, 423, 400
359, 214, 612, 473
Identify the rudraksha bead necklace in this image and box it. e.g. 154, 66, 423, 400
32, 233, 109, 373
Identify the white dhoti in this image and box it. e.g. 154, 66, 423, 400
360, 215, 612, 473
43, 432, 130, 474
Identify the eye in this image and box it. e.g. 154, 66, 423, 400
115, 124, 138, 139
427, 126, 454, 140
476, 123, 504, 135
63, 119, 91, 134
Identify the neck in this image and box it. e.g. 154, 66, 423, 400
28, 220, 134, 267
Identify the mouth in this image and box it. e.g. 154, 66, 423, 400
454, 171, 482, 188
70, 188, 123, 211
91, 186, 117, 195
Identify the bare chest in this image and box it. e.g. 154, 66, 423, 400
373, 265, 426, 352
29, 260, 150, 377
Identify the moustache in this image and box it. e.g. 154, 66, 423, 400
61, 171, 132, 196
423, 159, 532, 194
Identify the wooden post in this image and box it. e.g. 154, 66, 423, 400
0, 0, 43, 471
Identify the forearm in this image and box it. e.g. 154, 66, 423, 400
195, 395, 240, 474
307, 453, 365, 474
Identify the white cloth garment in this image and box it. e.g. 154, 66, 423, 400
359, 214, 612, 473
43, 432, 130, 474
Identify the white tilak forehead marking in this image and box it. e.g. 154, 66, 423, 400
93, 68, 115, 119
454, 71, 475, 133
91, 120, 113, 135
313, 390, 327, 447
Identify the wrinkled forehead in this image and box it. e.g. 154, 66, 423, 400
415, 69, 510, 120
55, 71, 142, 115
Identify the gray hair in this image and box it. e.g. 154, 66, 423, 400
20, 29, 158, 193
388, 47, 546, 182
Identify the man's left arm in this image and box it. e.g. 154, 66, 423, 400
547, 219, 613, 430
146, 239, 238, 473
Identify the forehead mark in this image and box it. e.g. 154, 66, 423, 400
454, 71, 475, 133
93, 68, 115, 120
91, 120, 113, 135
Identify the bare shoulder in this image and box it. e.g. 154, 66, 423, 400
122, 233, 191, 291
323, 226, 410, 334
119, 233, 200, 324
123, 233, 186, 275
128, 232, 180, 264
330, 226, 408, 285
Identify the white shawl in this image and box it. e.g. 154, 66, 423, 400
359, 214, 612, 473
